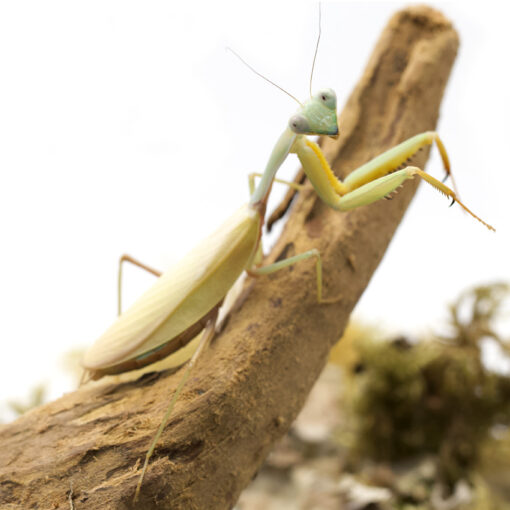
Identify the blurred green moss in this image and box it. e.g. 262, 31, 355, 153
340, 283, 510, 494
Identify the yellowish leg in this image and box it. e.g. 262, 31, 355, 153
342, 131, 456, 194
408, 168, 494, 231
338, 166, 494, 231
294, 133, 494, 231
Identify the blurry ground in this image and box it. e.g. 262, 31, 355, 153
236, 364, 349, 510
236, 363, 510, 510
237, 284, 510, 510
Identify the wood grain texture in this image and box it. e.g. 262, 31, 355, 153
0, 6, 459, 509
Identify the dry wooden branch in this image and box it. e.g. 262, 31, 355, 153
0, 6, 459, 509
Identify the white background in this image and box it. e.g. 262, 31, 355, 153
0, 1, 508, 420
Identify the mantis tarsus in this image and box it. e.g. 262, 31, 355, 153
82, 24, 494, 503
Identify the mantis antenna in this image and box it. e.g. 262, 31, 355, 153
309, 3, 322, 97
226, 46, 302, 106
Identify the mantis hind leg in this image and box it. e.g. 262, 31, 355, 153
117, 254, 162, 316
134, 312, 218, 503
338, 166, 495, 231
249, 249, 341, 304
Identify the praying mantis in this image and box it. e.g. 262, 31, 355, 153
83, 93, 494, 499
81, 16, 494, 502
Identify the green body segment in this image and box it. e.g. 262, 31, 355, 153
249, 128, 297, 205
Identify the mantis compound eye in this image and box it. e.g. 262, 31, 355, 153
316, 88, 337, 110
289, 114, 310, 134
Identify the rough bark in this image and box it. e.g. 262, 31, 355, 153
0, 6, 459, 510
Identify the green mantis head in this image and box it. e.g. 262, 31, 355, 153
288, 89, 338, 137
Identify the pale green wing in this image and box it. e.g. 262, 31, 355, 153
83, 204, 260, 370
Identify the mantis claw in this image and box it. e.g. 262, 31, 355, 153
449, 197, 456, 207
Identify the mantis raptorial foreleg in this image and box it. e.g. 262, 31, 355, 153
342, 131, 454, 192
117, 254, 162, 315
293, 130, 494, 231
335, 166, 494, 230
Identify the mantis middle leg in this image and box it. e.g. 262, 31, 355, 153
249, 248, 341, 304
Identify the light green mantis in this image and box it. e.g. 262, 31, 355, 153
83, 97, 493, 385
83, 85, 494, 500
82, 18, 494, 498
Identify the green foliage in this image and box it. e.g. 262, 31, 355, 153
343, 283, 510, 488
